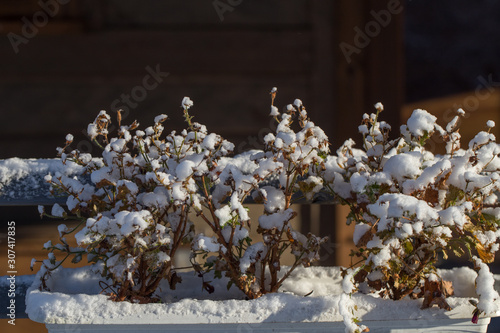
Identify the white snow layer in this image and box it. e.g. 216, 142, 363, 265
0, 158, 84, 201
25, 265, 500, 325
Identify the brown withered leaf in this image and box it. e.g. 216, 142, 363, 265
409, 290, 421, 299
367, 278, 383, 291
286, 228, 299, 245
297, 180, 317, 195
476, 242, 496, 264
421, 279, 452, 311
442, 280, 454, 297
355, 227, 374, 247
340, 267, 348, 279
436, 170, 451, 190
116, 187, 129, 201
463, 221, 477, 234
423, 187, 439, 206
95, 178, 114, 188
354, 269, 368, 284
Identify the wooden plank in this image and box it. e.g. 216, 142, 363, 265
309, 0, 337, 266
334, 205, 356, 268
365, 0, 404, 132
100, 0, 309, 27
331, 0, 405, 267
309, 0, 335, 138
0, 79, 311, 159
0, 137, 65, 160
332, 0, 366, 149
0, 20, 84, 35
330, 1, 367, 267
333, 0, 404, 147
0, 0, 40, 16
0, 30, 311, 76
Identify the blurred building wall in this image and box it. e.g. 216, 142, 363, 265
0, 1, 332, 158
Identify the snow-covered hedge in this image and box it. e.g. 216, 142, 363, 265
321, 103, 500, 329
31, 89, 500, 331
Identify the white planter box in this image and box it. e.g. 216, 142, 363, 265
44, 318, 491, 333
26, 266, 498, 333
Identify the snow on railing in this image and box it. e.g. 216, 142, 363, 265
0, 158, 84, 206
0, 157, 335, 206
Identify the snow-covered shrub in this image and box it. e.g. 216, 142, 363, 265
191, 89, 328, 299
321, 103, 500, 320
31, 89, 499, 329
34, 99, 234, 302
33, 91, 328, 302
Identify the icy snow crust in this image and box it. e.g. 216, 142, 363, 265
0, 158, 85, 204
26, 265, 498, 325
0, 155, 255, 205
0, 153, 259, 204
0, 154, 333, 205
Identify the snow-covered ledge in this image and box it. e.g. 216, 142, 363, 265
0, 156, 334, 206
24, 266, 499, 333
0, 158, 82, 206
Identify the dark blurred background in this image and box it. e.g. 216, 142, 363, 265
1, 0, 500, 157
2, 0, 500, 331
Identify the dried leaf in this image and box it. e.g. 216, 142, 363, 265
354, 269, 368, 284
463, 221, 477, 233
436, 170, 452, 190
355, 228, 374, 247
442, 280, 454, 297
423, 187, 439, 206
367, 278, 383, 291
476, 242, 495, 264
95, 178, 114, 188
421, 279, 452, 311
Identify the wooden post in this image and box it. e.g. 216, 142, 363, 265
317, 0, 405, 267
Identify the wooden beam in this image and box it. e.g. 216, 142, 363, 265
333, 0, 404, 147
331, 0, 405, 267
